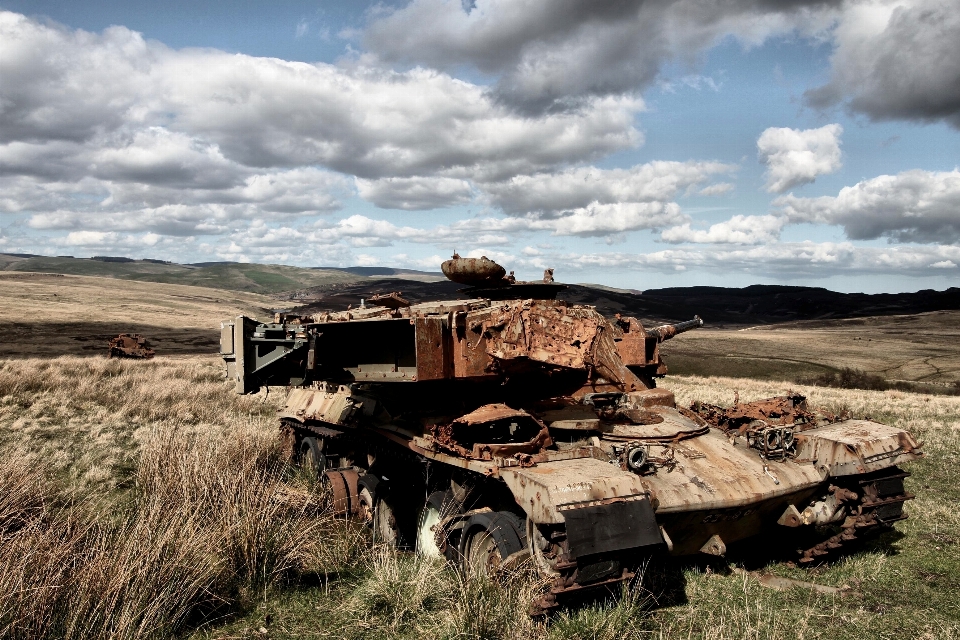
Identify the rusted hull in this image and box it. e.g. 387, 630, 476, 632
280, 386, 921, 566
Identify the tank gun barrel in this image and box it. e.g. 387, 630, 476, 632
648, 315, 703, 342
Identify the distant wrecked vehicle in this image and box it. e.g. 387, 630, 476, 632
220, 257, 922, 613
108, 333, 155, 359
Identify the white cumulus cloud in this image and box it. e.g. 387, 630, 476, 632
481, 161, 736, 215
561, 242, 960, 278
362, 0, 838, 109
548, 202, 686, 237
757, 124, 843, 193
0, 10, 652, 246
661, 215, 786, 244
776, 169, 960, 244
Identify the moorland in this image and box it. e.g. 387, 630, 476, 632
0, 264, 958, 639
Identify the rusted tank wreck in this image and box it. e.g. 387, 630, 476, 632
220, 257, 922, 612
108, 333, 155, 359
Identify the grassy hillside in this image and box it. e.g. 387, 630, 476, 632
0, 254, 360, 295
0, 272, 277, 358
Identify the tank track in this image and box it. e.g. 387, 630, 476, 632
281, 417, 425, 471
531, 567, 636, 617
798, 467, 914, 564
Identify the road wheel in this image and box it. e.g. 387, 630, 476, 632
373, 496, 400, 546
367, 482, 413, 549
460, 512, 526, 577
299, 437, 326, 478
416, 491, 450, 558
357, 474, 379, 526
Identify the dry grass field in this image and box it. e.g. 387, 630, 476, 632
0, 272, 276, 358
661, 310, 960, 388
1, 275, 958, 639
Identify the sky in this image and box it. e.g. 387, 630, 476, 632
1, 1, 958, 293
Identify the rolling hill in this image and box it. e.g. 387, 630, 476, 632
283, 277, 960, 326
0, 254, 359, 295
4, 253, 958, 326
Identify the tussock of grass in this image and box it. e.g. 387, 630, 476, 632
0, 424, 362, 640
337, 551, 552, 639
0, 458, 55, 534
546, 583, 650, 640
443, 565, 547, 640
347, 547, 449, 634
0, 356, 276, 494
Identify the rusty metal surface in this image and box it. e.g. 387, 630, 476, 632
280, 387, 366, 424
611, 316, 648, 366
220, 256, 925, 616
629, 388, 677, 408
367, 292, 411, 309
798, 467, 914, 563
469, 301, 644, 391
244, 298, 700, 394
480, 302, 600, 370
794, 420, 923, 475
641, 427, 825, 513
413, 316, 450, 380
602, 407, 708, 441
428, 404, 553, 460
324, 468, 361, 516
530, 568, 636, 616
500, 457, 648, 524
108, 333, 155, 359
457, 404, 530, 424
691, 394, 825, 434
441, 254, 507, 285
647, 315, 703, 341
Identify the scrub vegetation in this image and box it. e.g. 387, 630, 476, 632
798, 367, 960, 396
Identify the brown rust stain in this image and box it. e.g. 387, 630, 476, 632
612, 316, 648, 366
691, 394, 842, 434
428, 404, 553, 460
456, 403, 529, 424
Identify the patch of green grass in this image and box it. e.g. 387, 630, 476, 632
664, 353, 836, 381
236, 268, 300, 289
